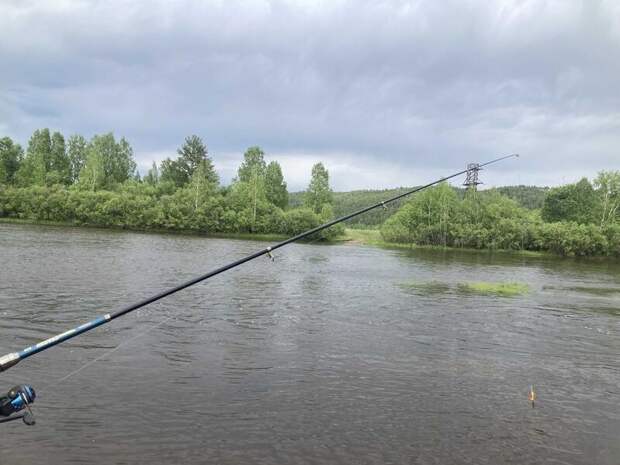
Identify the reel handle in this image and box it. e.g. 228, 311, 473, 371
0, 385, 36, 425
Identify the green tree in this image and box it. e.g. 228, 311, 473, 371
317, 203, 344, 239
159, 158, 187, 187
178, 135, 211, 176
237, 146, 266, 183
0, 137, 23, 185
541, 178, 598, 224
160, 135, 216, 187
114, 136, 136, 184
264, 161, 288, 208
594, 170, 620, 226
233, 147, 270, 231
188, 160, 218, 211
305, 162, 332, 214
47, 132, 71, 185
67, 134, 88, 183
381, 183, 458, 246
78, 151, 106, 191
16, 129, 52, 186
144, 161, 160, 185
86, 133, 136, 188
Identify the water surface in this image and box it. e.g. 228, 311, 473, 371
1, 223, 619, 464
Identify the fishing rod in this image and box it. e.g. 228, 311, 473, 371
0, 153, 518, 425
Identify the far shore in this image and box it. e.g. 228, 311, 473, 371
0, 216, 578, 261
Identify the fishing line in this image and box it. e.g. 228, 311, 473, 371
53, 315, 174, 386
56, 234, 328, 382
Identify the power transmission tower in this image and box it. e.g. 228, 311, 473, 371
463, 163, 482, 194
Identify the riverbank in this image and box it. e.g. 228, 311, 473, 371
338, 228, 553, 258
0, 217, 289, 243
1, 217, 613, 260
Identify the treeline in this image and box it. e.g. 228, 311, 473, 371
288, 185, 549, 228
0, 130, 343, 238
381, 174, 620, 257
290, 187, 412, 227
2, 128, 619, 257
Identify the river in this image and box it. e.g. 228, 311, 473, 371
1, 223, 619, 464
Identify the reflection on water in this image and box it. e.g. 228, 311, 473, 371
1, 223, 619, 465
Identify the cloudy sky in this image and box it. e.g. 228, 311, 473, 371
1, 0, 618, 190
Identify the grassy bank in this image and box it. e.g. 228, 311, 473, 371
337, 228, 414, 249
0, 219, 604, 261
339, 228, 550, 257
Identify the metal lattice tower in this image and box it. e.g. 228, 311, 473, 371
463, 163, 482, 191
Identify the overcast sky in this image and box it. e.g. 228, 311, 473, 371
1, 0, 618, 191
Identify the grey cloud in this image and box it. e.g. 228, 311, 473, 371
1, 0, 619, 190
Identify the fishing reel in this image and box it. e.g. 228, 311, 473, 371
0, 385, 36, 425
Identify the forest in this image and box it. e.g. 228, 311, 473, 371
0, 129, 618, 256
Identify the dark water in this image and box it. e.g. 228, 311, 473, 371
1, 223, 619, 465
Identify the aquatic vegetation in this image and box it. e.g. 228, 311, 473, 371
400, 280, 530, 297
458, 281, 529, 297
399, 281, 451, 295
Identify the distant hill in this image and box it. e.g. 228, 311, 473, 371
487, 185, 549, 210
289, 185, 549, 227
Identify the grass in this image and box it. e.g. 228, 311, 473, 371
338, 228, 414, 249
457, 281, 530, 297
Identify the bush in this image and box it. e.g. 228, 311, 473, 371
281, 208, 320, 235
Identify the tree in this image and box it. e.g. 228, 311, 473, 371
47, 131, 71, 185
67, 134, 88, 183
160, 135, 216, 187
113, 136, 137, 184
594, 170, 620, 226
144, 161, 159, 185
86, 133, 136, 188
541, 178, 598, 224
14, 129, 70, 186
237, 146, 266, 183
72, 133, 136, 190
188, 160, 218, 211
0, 137, 23, 185
78, 151, 106, 191
380, 183, 458, 246
160, 158, 187, 187
15, 129, 51, 186
177, 135, 210, 175
233, 147, 270, 230
305, 162, 332, 214
264, 161, 288, 208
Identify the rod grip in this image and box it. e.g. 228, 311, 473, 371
0, 353, 20, 372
